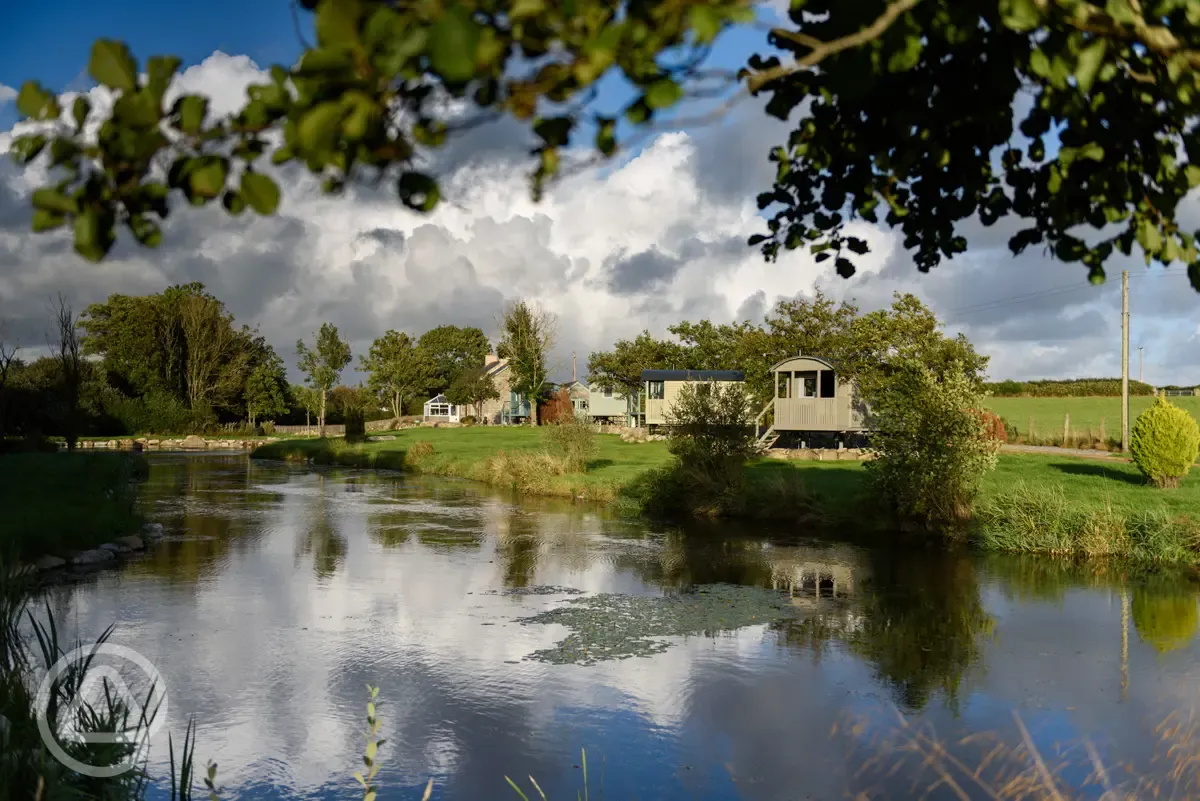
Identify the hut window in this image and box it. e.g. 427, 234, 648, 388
648, 380, 665, 400
819, 370, 836, 398
603, 386, 613, 397
428, 402, 452, 416
797, 371, 818, 398
776, 372, 790, 399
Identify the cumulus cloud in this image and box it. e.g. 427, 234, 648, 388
1, 51, 1197, 386
0, 84, 15, 108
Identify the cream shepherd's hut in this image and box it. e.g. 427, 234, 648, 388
756, 355, 868, 447
641, 369, 746, 427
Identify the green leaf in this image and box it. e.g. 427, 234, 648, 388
1137, 217, 1163, 254
999, 0, 1042, 32
1189, 263, 1200, 292
315, 0, 363, 47
510, 0, 546, 19
147, 55, 181, 100
887, 34, 923, 72
223, 189, 247, 215
1185, 164, 1200, 188
340, 92, 377, 141
271, 145, 295, 165
397, 171, 440, 212
31, 187, 78, 215
297, 102, 345, 156
834, 257, 856, 279
240, 172, 281, 214
73, 208, 113, 262
846, 237, 870, 255
688, 6, 722, 44
188, 158, 228, 199
429, 5, 479, 83
128, 215, 163, 247
625, 98, 650, 125
1074, 39, 1108, 93
176, 95, 209, 135
645, 78, 683, 110
595, 118, 616, 157
88, 39, 138, 92
72, 96, 91, 130
31, 209, 66, 232
1105, 0, 1139, 25
9, 134, 47, 165
16, 82, 59, 121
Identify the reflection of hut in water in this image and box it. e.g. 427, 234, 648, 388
765, 545, 870, 631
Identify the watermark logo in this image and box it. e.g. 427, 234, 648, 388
35, 644, 169, 778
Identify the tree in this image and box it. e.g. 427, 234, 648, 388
445, 366, 500, 419
244, 360, 289, 427
296, 323, 351, 437
14, 2, 1200, 294
178, 291, 255, 411
292, 384, 320, 429
497, 301, 556, 426
49, 295, 83, 450
0, 320, 20, 439
416, 325, 490, 395
360, 330, 432, 420
587, 331, 688, 423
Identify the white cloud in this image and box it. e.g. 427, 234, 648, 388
1, 51, 1198, 386
0, 84, 15, 108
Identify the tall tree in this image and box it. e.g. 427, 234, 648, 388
296, 323, 351, 437
416, 325, 490, 394
17, 2, 1200, 295
446, 366, 500, 419
497, 301, 556, 426
0, 320, 20, 439
178, 291, 256, 411
244, 359, 289, 428
292, 384, 320, 429
587, 331, 688, 422
49, 295, 83, 451
360, 330, 432, 420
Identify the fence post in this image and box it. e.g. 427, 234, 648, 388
1064, 412, 1070, 447
1028, 415, 1035, 444
1100, 417, 1106, 446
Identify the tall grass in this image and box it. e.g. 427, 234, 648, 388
973, 484, 1200, 563
0, 453, 148, 561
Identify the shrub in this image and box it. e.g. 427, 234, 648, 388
539, 388, 574, 425
973, 409, 1007, 444
542, 416, 597, 472
1130, 396, 1200, 488
982, 378, 1157, 397
460, 415, 477, 427
865, 360, 1001, 530
479, 449, 566, 494
665, 381, 756, 486
103, 390, 201, 434
406, 440, 435, 464
344, 406, 366, 441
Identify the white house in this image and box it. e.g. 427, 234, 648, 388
422, 393, 461, 423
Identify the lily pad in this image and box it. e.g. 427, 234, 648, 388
516, 583, 804, 665
488, 585, 586, 597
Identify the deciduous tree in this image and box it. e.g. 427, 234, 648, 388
49, 294, 83, 450
445, 366, 500, 419
497, 301, 556, 426
296, 323, 351, 437
0, 320, 20, 439
244, 359, 289, 427
13, 1, 1200, 292
416, 325, 490, 395
360, 330, 432, 420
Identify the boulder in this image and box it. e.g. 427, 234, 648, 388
99, 542, 131, 554
71, 548, 115, 565
147, 439, 160, 446
115, 535, 145, 550
34, 555, 66, 571
107, 440, 118, 449
181, 435, 207, 450
141, 522, 165, 540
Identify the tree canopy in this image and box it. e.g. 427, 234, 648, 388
360, 329, 432, 418
416, 325, 491, 395
9, 0, 1200, 292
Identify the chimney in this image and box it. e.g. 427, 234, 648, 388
572, 351, 577, 383
485, 352, 499, 367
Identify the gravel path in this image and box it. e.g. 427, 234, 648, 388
1000, 443, 1128, 461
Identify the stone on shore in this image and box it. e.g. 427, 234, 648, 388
71, 548, 115, 565
34, 555, 66, 571
115, 535, 145, 550
181, 434, 207, 450
141, 522, 165, 540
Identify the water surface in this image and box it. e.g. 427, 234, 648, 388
39, 455, 1200, 799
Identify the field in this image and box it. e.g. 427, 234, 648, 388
985, 395, 1200, 444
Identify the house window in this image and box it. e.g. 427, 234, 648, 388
796, 371, 818, 398
428, 402, 452, 416
777, 372, 791, 399
648, 380, 665, 400
819, 370, 836, 399
603, 386, 613, 397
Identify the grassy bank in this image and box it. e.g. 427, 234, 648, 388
253, 428, 1200, 562
986, 396, 1200, 446
0, 452, 148, 561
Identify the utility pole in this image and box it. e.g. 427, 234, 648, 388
572, 351, 577, 383
1121, 270, 1130, 452
1139, 345, 1144, 384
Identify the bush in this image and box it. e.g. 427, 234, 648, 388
460, 415, 477, 427
973, 409, 1007, 444
983, 378, 1156, 397
344, 406, 366, 441
103, 390, 206, 434
539, 388, 574, 425
665, 381, 756, 485
1130, 396, 1200, 488
542, 416, 597, 472
865, 361, 1001, 530
406, 440, 435, 464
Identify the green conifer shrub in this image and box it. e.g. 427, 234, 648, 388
1130, 397, 1200, 489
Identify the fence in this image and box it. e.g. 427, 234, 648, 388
273, 419, 397, 436
1164, 389, 1200, 397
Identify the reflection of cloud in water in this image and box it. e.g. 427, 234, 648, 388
39, 456, 1200, 801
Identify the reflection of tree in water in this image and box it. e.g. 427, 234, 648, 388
1132, 582, 1200, 654
849, 550, 994, 712
127, 510, 240, 585
496, 509, 541, 589
612, 531, 777, 591
294, 474, 347, 580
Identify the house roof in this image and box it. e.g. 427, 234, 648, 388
424, 393, 450, 404
641, 369, 745, 382
484, 358, 509, 376
770, 355, 838, 372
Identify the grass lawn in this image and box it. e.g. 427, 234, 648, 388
0, 452, 148, 562
985, 396, 1200, 441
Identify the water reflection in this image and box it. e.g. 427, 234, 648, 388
33, 456, 1200, 800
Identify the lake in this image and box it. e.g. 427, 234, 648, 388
35, 454, 1200, 799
